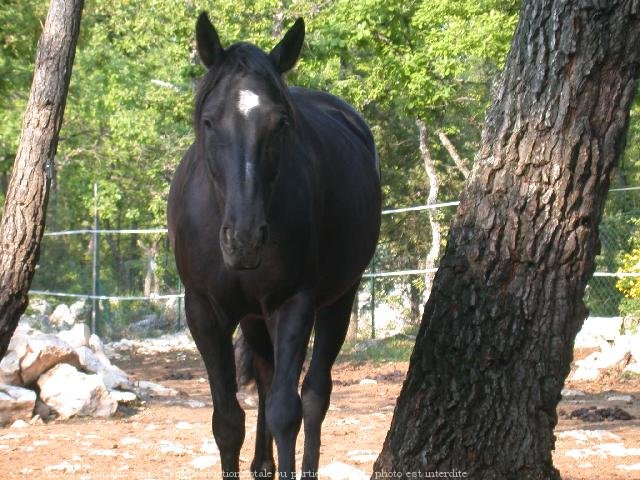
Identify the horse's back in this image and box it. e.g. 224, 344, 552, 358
290, 87, 381, 302
290, 87, 378, 172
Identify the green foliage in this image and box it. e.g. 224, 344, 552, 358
0, 0, 523, 332
587, 96, 640, 317
4, 0, 639, 326
0, 0, 49, 205
339, 333, 415, 364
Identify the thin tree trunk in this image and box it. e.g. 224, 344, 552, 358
374, 2, 640, 479
437, 130, 470, 178
143, 240, 160, 297
416, 119, 441, 303
0, 0, 84, 359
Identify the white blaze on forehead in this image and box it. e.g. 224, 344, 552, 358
238, 89, 261, 116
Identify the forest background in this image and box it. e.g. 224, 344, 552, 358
1, 0, 639, 337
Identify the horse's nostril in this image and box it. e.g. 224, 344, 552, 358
222, 226, 233, 247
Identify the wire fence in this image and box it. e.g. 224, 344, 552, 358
26, 186, 640, 341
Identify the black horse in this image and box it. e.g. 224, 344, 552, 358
168, 12, 381, 479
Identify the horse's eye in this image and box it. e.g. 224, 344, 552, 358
203, 118, 213, 129
277, 117, 290, 130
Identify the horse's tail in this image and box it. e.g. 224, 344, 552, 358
234, 329, 255, 388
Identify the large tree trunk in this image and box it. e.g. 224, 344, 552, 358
0, 0, 84, 359
374, 2, 640, 479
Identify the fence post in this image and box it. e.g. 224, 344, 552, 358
370, 252, 376, 339
176, 281, 183, 332
91, 182, 100, 334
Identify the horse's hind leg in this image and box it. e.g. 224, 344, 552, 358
240, 318, 276, 478
300, 283, 359, 476
185, 290, 245, 477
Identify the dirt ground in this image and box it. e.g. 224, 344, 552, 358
1, 347, 639, 480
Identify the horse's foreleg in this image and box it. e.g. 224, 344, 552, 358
251, 351, 275, 477
266, 290, 314, 480
185, 290, 244, 477
300, 283, 358, 477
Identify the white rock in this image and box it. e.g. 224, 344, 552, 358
69, 300, 89, 322
575, 346, 629, 370
624, 362, 640, 375
158, 440, 189, 455
99, 364, 133, 391
7, 332, 30, 362
176, 421, 192, 430
109, 390, 137, 404
49, 304, 74, 328
359, 378, 377, 385
37, 363, 117, 419
89, 449, 117, 456
76, 346, 105, 374
598, 443, 640, 456
20, 334, 80, 385
561, 388, 586, 397
29, 299, 52, 317
45, 461, 81, 473
10, 419, 29, 429
201, 438, 219, 455
0, 351, 22, 385
629, 334, 640, 363
557, 430, 621, 442
89, 334, 114, 369
133, 380, 178, 398
120, 437, 142, 446
89, 334, 106, 355
318, 461, 368, 480
566, 443, 640, 459
570, 366, 600, 381
183, 399, 206, 408
607, 395, 634, 403
29, 414, 43, 425
617, 463, 640, 471
574, 317, 623, 348
336, 418, 360, 426
0, 384, 36, 426
347, 450, 378, 463
79, 340, 131, 394
57, 324, 91, 349
191, 456, 218, 469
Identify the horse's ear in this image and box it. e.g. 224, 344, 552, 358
269, 18, 305, 74
196, 12, 223, 69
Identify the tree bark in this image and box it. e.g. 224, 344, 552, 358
416, 119, 441, 303
374, 2, 640, 479
0, 0, 84, 359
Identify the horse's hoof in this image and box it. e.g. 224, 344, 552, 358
250, 460, 276, 478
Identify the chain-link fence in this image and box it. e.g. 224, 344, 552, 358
27, 187, 640, 341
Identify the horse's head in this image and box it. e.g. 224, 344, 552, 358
194, 12, 304, 270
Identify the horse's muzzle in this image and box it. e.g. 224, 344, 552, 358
220, 224, 268, 270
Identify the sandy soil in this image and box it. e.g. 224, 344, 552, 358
1, 347, 639, 480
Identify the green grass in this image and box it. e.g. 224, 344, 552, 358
337, 333, 416, 364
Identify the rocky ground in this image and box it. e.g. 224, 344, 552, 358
0, 337, 639, 480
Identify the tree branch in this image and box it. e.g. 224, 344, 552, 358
437, 130, 470, 178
